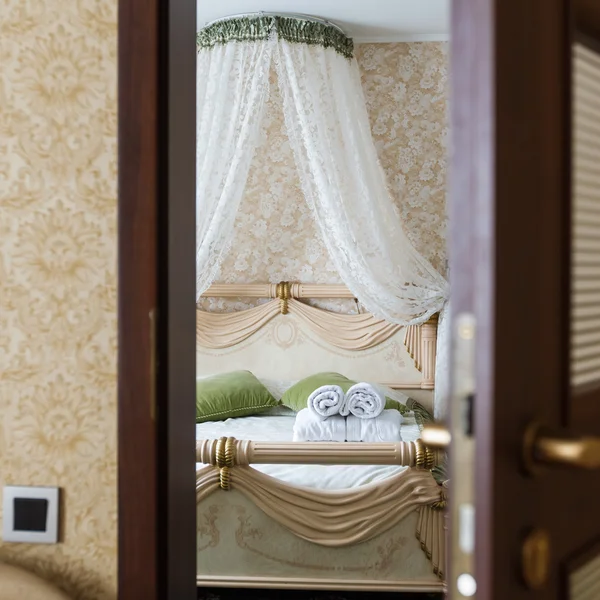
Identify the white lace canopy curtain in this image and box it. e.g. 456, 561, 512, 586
196, 31, 273, 291
196, 16, 450, 415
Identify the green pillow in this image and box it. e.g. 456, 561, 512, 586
281, 372, 408, 415
196, 371, 279, 423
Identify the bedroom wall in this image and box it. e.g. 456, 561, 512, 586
200, 42, 448, 313
0, 0, 118, 598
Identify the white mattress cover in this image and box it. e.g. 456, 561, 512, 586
196, 410, 422, 490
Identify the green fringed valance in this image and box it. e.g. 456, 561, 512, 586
197, 15, 354, 59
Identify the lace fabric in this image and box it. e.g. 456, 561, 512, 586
196, 38, 274, 293
196, 28, 450, 413
273, 39, 448, 326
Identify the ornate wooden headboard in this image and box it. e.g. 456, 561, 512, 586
196, 282, 438, 390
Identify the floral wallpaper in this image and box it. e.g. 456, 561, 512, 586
199, 42, 448, 313
0, 0, 117, 598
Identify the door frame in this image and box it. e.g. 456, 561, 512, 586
117, 0, 600, 597
118, 0, 197, 596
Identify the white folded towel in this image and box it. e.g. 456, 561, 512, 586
346, 410, 403, 442
307, 384, 345, 420
340, 382, 385, 419
293, 408, 346, 442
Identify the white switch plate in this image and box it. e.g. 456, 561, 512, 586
2, 486, 59, 544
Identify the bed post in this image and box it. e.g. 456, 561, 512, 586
420, 313, 439, 390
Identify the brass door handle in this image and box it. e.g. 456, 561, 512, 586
527, 424, 600, 470
423, 423, 600, 470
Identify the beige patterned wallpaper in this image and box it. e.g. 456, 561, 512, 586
0, 0, 118, 598
200, 42, 448, 313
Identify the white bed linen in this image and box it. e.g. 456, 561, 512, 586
196, 410, 422, 490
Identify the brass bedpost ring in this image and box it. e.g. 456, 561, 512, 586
216, 437, 236, 490
415, 439, 437, 470
216, 436, 227, 468
225, 436, 236, 467
219, 466, 231, 490
415, 439, 425, 469
276, 281, 291, 314
424, 445, 436, 470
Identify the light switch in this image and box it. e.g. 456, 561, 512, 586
2, 486, 59, 543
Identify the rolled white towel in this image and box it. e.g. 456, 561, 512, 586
340, 382, 385, 419
346, 409, 403, 442
307, 384, 345, 420
293, 408, 346, 442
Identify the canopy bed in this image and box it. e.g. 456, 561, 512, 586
195, 282, 447, 591
196, 12, 450, 593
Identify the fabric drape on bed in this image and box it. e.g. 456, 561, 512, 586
196, 464, 441, 546
196, 298, 402, 350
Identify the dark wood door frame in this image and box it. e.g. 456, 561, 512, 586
118, 0, 600, 598
118, 0, 197, 596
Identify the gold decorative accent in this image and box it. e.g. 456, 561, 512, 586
415, 439, 425, 469
431, 487, 448, 511
522, 529, 551, 590
215, 436, 227, 468
414, 439, 437, 470
276, 281, 291, 314
215, 436, 236, 490
426, 446, 437, 470
225, 436, 236, 467
219, 466, 231, 490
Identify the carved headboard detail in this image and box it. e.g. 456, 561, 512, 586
197, 282, 438, 390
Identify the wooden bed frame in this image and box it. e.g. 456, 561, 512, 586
197, 282, 439, 391
195, 282, 446, 592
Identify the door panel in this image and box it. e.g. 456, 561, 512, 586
569, 546, 600, 600
448, 0, 600, 598
571, 42, 600, 436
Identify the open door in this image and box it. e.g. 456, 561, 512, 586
443, 0, 600, 598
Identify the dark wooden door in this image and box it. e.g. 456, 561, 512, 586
118, 0, 197, 597
447, 0, 600, 598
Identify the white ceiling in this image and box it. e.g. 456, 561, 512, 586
197, 0, 449, 42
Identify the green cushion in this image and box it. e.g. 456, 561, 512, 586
281, 372, 408, 414
196, 371, 279, 423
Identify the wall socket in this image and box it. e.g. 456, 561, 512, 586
2, 486, 60, 544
